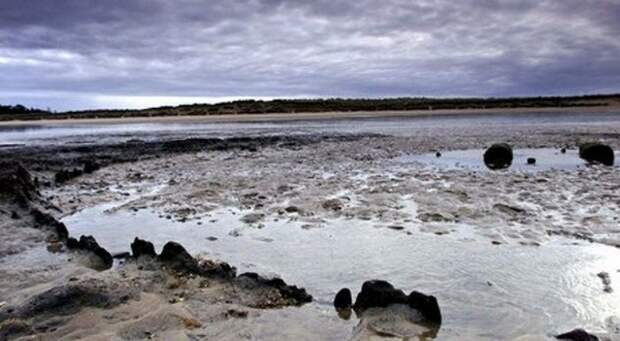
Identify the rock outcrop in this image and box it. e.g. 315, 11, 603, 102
66, 235, 113, 270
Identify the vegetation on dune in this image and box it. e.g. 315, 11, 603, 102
1, 94, 618, 121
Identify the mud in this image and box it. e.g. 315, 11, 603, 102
1, 114, 620, 340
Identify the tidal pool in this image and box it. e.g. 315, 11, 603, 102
63, 195, 620, 339
398, 148, 615, 171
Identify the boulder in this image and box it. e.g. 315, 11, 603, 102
159, 241, 199, 272
483, 143, 513, 170
158, 241, 236, 278
354, 280, 408, 310
236, 272, 312, 307
527, 157, 536, 165
556, 328, 599, 341
353, 280, 441, 324
130, 237, 157, 258
407, 291, 442, 324
66, 235, 113, 270
579, 143, 614, 166
334, 288, 352, 309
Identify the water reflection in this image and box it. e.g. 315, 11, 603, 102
400, 148, 598, 172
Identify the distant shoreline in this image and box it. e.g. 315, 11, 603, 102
0, 105, 618, 126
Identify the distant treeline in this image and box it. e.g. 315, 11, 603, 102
1, 94, 618, 121
0, 104, 50, 116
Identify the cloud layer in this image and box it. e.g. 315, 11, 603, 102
1, 0, 619, 110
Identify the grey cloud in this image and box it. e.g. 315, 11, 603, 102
0, 0, 618, 110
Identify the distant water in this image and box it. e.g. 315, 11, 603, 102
1, 110, 619, 146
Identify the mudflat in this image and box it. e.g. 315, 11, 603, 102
1, 109, 620, 340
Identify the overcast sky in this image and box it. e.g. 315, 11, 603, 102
1, 0, 619, 111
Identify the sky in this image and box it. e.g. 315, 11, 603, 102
1, 0, 619, 111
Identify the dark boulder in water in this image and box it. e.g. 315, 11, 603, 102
353, 280, 442, 324
556, 328, 599, 341
579, 143, 614, 166
130, 237, 157, 258
354, 280, 408, 310
334, 288, 352, 309
407, 291, 442, 324
527, 157, 536, 165
483, 143, 513, 170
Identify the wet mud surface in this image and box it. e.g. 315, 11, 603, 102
1, 112, 620, 340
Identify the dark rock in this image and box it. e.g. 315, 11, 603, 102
30, 208, 69, 240
236, 272, 312, 306
0, 319, 32, 340
322, 199, 344, 211
527, 157, 536, 165
597, 272, 613, 293
435, 151, 442, 158
130, 237, 157, 258
159, 241, 199, 271
561, 148, 567, 154
158, 241, 236, 278
408, 291, 442, 324
65, 236, 113, 270
579, 143, 614, 166
0, 163, 38, 207
10, 211, 19, 219
334, 288, 352, 309
66, 237, 79, 249
83, 160, 100, 174
483, 143, 513, 170
200, 258, 237, 279
112, 252, 131, 259
240, 212, 265, 224
556, 329, 599, 341
387, 225, 405, 231
353, 280, 442, 324
55, 168, 84, 184
0, 280, 134, 323
78, 236, 113, 269
354, 280, 408, 311
285, 206, 300, 213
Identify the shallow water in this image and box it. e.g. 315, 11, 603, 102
2, 110, 620, 146
399, 148, 610, 171
63, 195, 620, 339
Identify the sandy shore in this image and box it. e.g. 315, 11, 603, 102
0, 105, 618, 126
